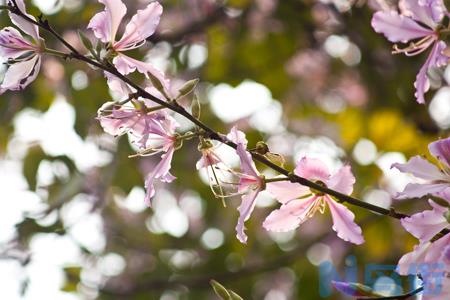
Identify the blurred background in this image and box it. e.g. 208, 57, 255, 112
0, 0, 449, 299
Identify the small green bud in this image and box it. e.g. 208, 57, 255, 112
177, 78, 199, 98
210, 280, 231, 300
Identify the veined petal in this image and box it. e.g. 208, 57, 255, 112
371, 11, 433, 43
88, 0, 126, 43
327, 165, 355, 195
326, 198, 365, 245
263, 196, 317, 232
266, 180, 309, 204
424, 233, 450, 263
113, 54, 172, 96
429, 137, 450, 168
392, 156, 446, 181
114, 2, 163, 51
397, 242, 430, 275
294, 157, 330, 182
104, 72, 135, 98
0, 54, 40, 94
414, 41, 448, 104
399, 0, 442, 28
401, 200, 448, 242
8, 0, 40, 42
144, 146, 176, 206
227, 126, 260, 178
236, 188, 261, 243
396, 183, 450, 199
0, 27, 37, 58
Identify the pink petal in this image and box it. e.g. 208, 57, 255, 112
0, 54, 40, 94
326, 198, 365, 245
196, 151, 221, 170
266, 180, 309, 204
114, 2, 163, 51
392, 155, 446, 181
236, 188, 261, 243
144, 146, 176, 206
397, 242, 430, 275
414, 41, 448, 104
104, 72, 135, 98
8, 0, 40, 42
88, 0, 126, 43
396, 183, 450, 199
263, 196, 317, 232
327, 165, 355, 195
424, 233, 450, 263
429, 137, 450, 168
371, 11, 433, 43
226, 126, 260, 179
113, 54, 172, 97
294, 157, 330, 182
401, 200, 448, 242
399, 0, 442, 28
0, 27, 37, 58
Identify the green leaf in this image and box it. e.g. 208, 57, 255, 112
78, 30, 96, 58
210, 280, 231, 299
228, 290, 244, 300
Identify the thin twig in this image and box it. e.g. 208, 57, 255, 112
358, 287, 424, 300
7, 1, 450, 240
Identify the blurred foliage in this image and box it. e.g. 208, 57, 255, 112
0, 0, 449, 299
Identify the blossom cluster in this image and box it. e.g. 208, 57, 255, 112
0, 0, 449, 298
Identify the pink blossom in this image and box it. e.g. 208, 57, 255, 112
263, 157, 364, 245
392, 137, 450, 199
227, 126, 265, 244
88, 0, 170, 93
0, 0, 43, 94
371, 0, 449, 103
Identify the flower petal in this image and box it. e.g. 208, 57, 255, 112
397, 242, 430, 275
294, 157, 330, 182
326, 198, 365, 244
8, 0, 40, 41
392, 155, 446, 181
401, 200, 448, 242
0, 27, 37, 58
88, 0, 126, 43
114, 2, 162, 51
266, 180, 309, 204
0, 54, 40, 94
236, 188, 261, 243
227, 126, 260, 178
396, 183, 450, 199
263, 196, 317, 232
414, 41, 448, 104
327, 165, 355, 195
144, 146, 176, 206
429, 137, 450, 168
371, 11, 433, 43
399, 0, 443, 28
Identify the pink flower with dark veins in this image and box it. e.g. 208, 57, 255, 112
263, 157, 364, 245
371, 0, 449, 103
227, 126, 265, 244
0, 0, 43, 94
88, 0, 171, 95
392, 137, 450, 199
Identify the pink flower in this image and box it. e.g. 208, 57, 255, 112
141, 116, 179, 206
392, 137, 450, 199
371, 0, 449, 103
263, 157, 364, 245
88, 0, 170, 94
0, 0, 43, 94
227, 126, 265, 244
